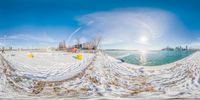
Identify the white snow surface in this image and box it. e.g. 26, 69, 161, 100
1, 51, 94, 81
0, 51, 200, 99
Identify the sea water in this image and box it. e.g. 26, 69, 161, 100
105, 50, 195, 66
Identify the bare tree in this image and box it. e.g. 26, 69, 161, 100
76, 37, 81, 49
91, 36, 102, 50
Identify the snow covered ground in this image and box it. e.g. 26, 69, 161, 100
0, 51, 200, 99
1, 51, 94, 81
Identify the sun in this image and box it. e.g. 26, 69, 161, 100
139, 36, 148, 44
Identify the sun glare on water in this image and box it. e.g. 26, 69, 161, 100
139, 50, 148, 65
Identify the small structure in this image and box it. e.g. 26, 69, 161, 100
68, 47, 77, 53
1, 47, 5, 53
27, 53, 33, 58
73, 42, 97, 50
76, 54, 83, 60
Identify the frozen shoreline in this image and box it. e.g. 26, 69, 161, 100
0, 51, 200, 99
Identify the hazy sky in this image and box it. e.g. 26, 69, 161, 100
0, 0, 200, 49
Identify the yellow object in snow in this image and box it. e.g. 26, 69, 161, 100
76, 54, 83, 60
27, 53, 33, 58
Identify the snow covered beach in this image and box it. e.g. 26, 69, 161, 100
0, 51, 200, 99
1, 51, 94, 81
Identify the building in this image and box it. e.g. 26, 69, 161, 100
81, 42, 97, 50
162, 45, 190, 51
58, 40, 67, 50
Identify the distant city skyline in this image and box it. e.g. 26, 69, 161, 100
0, 0, 200, 50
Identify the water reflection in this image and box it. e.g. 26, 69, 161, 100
139, 50, 147, 65
105, 50, 195, 66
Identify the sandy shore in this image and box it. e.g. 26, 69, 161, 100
0, 51, 200, 99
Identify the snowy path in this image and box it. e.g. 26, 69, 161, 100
0, 51, 200, 99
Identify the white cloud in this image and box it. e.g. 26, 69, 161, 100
0, 34, 57, 43
189, 40, 200, 49
0, 33, 58, 48
0, 42, 4, 46
191, 42, 200, 47
78, 8, 185, 50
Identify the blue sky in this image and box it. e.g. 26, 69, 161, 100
0, 0, 200, 49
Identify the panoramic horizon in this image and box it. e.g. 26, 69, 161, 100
1, 0, 200, 99
1, 0, 200, 50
